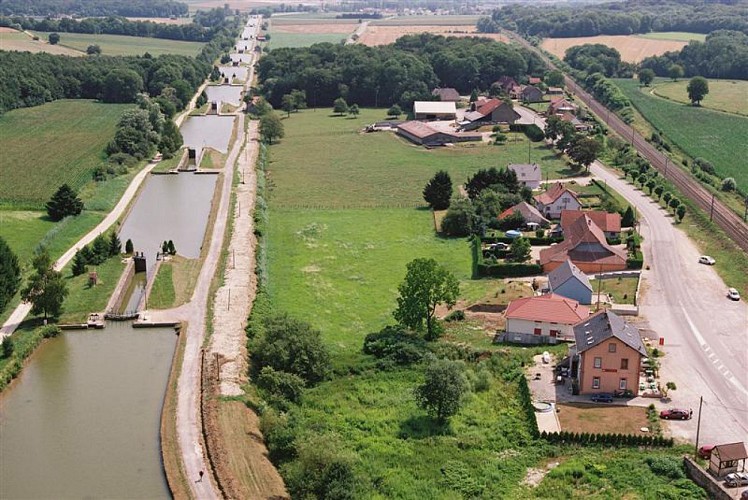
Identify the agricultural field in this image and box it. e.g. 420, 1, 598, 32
637, 32, 706, 42
371, 15, 481, 26
266, 108, 573, 209
652, 79, 748, 116
359, 25, 507, 46
614, 78, 748, 192
0, 100, 130, 208
541, 35, 688, 63
30, 31, 205, 57
267, 32, 347, 49
0, 28, 81, 56
268, 18, 355, 47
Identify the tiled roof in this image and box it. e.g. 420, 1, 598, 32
506, 293, 589, 324
397, 121, 439, 139
508, 163, 542, 183
561, 210, 621, 233
548, 259, 592, 292
432, 88, 460, 101
498, 201, 550, 225
573, 310, 647, 356
529, 76, 542, 84
539, 215, 627, 267
714, 442, 748, 461
477, 98, 502, 116
534, 182, 580, 206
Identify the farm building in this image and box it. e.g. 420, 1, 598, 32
708, 442, 747, 477
461, 99, 520, 130
547, 87, 564, 96
413, 101, 457, 120
493, 76, 519, 94
432, 88, 461, 102
560, 112, 589, 131
521, 86, 544, 103
548, 259, 593, 305
498, 201, 550, 228
508, 163, 542, 189
539, 215, 627, 273
396, 121, 481, 146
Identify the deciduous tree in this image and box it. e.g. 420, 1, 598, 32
348, 103, 360, 117
387, 104, 401, 117
567, 136, 602, 172
22, 249, 68, 320
687, 76, 709, 106
668, 64, 683, 81
414, 359, 470, 423
48, 32, 60, 45
281, 94, 294, 117
509, 237, 531, 262
0, 236, 22, 313
333, 97, 348, 115
260, 112, 285, 144
638, 68, 655, 86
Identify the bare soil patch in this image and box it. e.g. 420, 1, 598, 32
359, 25, 508, 46
541, 35, 688, 63
557, 403, 650, 434
272, 22, 357, 34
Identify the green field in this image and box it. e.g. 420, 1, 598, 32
637, 32, 706, 42
372, 15, 481, 26
614, 78, 748, 192
31, 31, 205, 57
652, 79, 748, 116
266, 108, 573, 209
0, 100, 130, 208
59, 256, 126, 323
267, 32, 348, 49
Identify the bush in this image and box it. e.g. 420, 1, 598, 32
256, 366, 305, 406
509, 123, 544, 142
362, 326, 427, 365
444, 310, 466, 322
477, 262, 542, 278
645, 456, 685, 479
721, 177, 736, 192
283, 435, 360, 500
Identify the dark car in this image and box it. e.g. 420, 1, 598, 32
660, 408, 691, 420
698, 444, 715, 459
590, 393, 614, 403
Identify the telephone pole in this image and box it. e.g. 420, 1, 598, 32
694, 396, 703, 457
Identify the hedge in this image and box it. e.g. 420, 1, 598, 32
627, 249, 644, 269
483, 234, 563, 246
478, 262, 543, 278
509, 123, 545, 142
540, 430, 673, 447
518, 375, 540, 438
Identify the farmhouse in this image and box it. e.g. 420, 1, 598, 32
432, 87, 461, 102
396, 121, 481, 146
498, 201, 550, 228
548, 259, 593, 305
534, 182, 582, 219
505, 294, 589, 342
413, 101, 457, 121
494, 76, 518, 94
462, 99, 520, 130
560, 112, 590, 132
561, 209, 622, 239
508, 163, 542, 189
572, 310, 647, 395
539, 214, 627, 273
521, 86, 544, 103
548, 97, 578, 116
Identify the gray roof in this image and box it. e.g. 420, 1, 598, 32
508, 163, 542, 182
574, 310, 647, 356
548, 259, 592, 292
432, 88, 460, 101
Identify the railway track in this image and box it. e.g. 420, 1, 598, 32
508, 32, 748, 254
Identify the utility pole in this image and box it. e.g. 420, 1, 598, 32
694, 396, 703, 457
528, 135, 531, 163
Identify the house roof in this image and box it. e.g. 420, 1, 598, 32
560, 112, 583, 126
495, 76, 518, 90
522, 85, 542, 96
498, 201, 550, 225
548, 259, 593, 292
506, 293, 589, 324
713, 442, 748, 461
549, 98, 577, 114
463, 110, 484, 121
528, 76, 542, 84
414, 101, 456, 115
573, 310, 647, 356
397, 121, 440, 139
432, 87, 460, 101
508, 163, 542, 183
561, 210, 621, 234
534, 182, 581, 206
539, 215, 627, 267
547, 86, 564, 93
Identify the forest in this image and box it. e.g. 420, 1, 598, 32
257, 34, 544, 109
0, 0, 189, 18
639, 30, 748, 80
485, 0, 748, 38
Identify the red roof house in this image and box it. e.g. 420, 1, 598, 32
539, 215, 627, 273
534, 182, 582, 219
505, 293, 590, 341
561, 209, 621, 238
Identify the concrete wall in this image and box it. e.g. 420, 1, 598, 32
578, 338, 642, 394
104, 259, 134, 314
683, 456, 734, 500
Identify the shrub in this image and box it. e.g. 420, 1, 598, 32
444, 310, 466, 322
256, 366, 305, 406
721, 177, 736, 192
283, 435, 360, 500
362, 326, 427, 365
645, 456, 685, 479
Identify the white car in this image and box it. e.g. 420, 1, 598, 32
698, 255, 716, 265
727, 288, 741, 301
724, 472, 748, 487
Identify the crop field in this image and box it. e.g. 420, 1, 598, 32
0, 100, 130, 208
30, 31, 205, 57
652, 79, 748, 116
267, 32, 347, 49
371, 15, 481, 26
541, 35, 688, 63
0, 28, 82, 56
637, 32, 706, 42
359, 25, 507, 46
266, 108, 572, 209
614, 78, 748, 192
270, 22, 356, 33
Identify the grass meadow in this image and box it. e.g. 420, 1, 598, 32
614, 78, 748, 192
258, 108, 704, 498
652, 79, 748, 116
637, 32, 706, 42
268, 33, 348, 49
31, 31, 205, 57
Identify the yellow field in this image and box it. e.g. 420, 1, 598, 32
0, 28, 82, 56
359, 25, 507, 46
541, 35, 688, 63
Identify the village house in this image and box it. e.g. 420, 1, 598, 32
539, 215, 628, 273
497, 201, 550, 228
413, 101, 457, 121
508, 163, 542, 189
521, 85, 544, 103
505, 294, 589, 343
494, 76, 518, 95
560, 209, 622, 239
534, 182, 582, 219
461, 98, 520, 130
708, 442, 747, 477
546, 87, 564, 96
572, 310, 647, 395
396, 121, 481, 146
548, 259, 593, 305
548, 97, 578, 116
528, 76, 542, 85
432, 87, 461, 102
560, 112, 590, 132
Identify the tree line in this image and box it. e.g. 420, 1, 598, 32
257, 34, 544, 109
0, 0, 189, 18
485, 0, 748, 38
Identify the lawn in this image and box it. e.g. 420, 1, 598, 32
267, 32, 348, 49
266, 108, 574, 209
31, 31, 205, 57
148, 256, 200, 309
652, 79, 748, 116
590, 276, 639, 305
59, 257, 126, 323
614, 78, 748, 192
637, 32, 706, 42
0, 100, 131, 208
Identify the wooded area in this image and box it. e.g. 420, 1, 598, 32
0, 0, 188, 18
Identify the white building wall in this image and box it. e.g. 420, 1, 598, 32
505, 318, 575, 339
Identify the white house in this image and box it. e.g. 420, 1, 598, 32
534, 182, 582, 219
505, 293, 589, 341
508, 163, 542, 190
413, 101, 457, 121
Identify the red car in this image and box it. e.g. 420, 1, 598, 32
698, 444, 715, 459
660, 408, 692, 420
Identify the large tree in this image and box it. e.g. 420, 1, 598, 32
568, 136, 602, 172
414, 359, 470, 423
423, 171, 453, 210
0, 236, 22, 313
333, 97, 349, 115
687, 76, 709, 106
668, 64, 684, 81
393, 258, 459, 340
22, 249, 68, 320
260, 112, 285, 144
46, 184, 84, 221
638, 68, 655, 86
102, 68, 144, 104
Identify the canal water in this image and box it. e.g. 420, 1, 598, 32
205, 84, 244, 106
180, 115, 236, 157
0, 323, 177, 499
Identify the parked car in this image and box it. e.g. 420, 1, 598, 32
697, 444, 715, 459
724, 472, 748, 487
660, 408, 691, 420
727, 288, 741, 301
488, 242, 509, 251
590, 393, 614, 403
698, 255, 716, 265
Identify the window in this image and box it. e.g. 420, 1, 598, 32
608, 343, 617, 353
593, 357, 602, 369
550, 330, 559, 338
592, 377, 600, 389
619, 378, 627, 390
533, 328, 542, 335
620, 358, 629, 370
